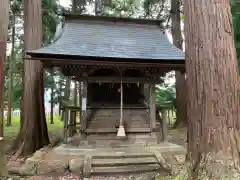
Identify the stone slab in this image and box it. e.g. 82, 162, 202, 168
91, 164, 161, 175
92, 157, 158, 167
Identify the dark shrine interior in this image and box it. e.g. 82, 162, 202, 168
87, 68, 146, 106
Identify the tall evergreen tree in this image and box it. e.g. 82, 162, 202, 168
0, 0, 9, 138
13, 0, 49, 156
171, 0, 187, 128
184, 0, 240, 178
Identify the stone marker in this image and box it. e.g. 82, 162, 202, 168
19, 157, 38, 175
69, 158, 84, 175
83, 155, 92, 177
37, 160, 68, 174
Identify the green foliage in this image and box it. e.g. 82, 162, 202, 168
156, 86, 176, 108
156, 72, 176, 109
103, 0, 139, 17
143, 0, 170, 22
42, 0, 61, 44
231, 0, 240, 68
44, 68, 65, 105
5, 0, 62, 109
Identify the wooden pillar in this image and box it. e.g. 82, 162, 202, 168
149, 84, 156, 130
161, 109, 168, 141
63, 108, 70, 143
78, 81, 82, 132
81, 80, 88, 131
69, 110, 76, 137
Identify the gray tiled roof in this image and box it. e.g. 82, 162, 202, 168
27, 18, 184, 61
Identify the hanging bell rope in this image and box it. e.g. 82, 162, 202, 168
117, 72, 126, 137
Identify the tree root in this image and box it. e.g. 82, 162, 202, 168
153, 150, 172, 173
9, 141, 25, 161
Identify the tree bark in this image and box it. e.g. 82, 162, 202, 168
13, 0, 49, 156
184, 0, 240, 176
0, 0, 9, 138
95, 0, 104, 15
0, 0, 9, 175
7, 13, 16, 127
171, 0, 187, 128
50, 68, 54, 124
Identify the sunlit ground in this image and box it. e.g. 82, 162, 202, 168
4, 116, 64, 140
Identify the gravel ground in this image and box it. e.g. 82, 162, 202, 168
5, 172, 162, 180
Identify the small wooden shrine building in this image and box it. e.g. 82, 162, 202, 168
26, 14, 184, 143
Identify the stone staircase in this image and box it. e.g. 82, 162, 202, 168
86, 108, 151, 134
53, 142, 186, 176
90, 150, 161, 175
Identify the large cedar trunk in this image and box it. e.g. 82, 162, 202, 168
7, 13, 16, 127
13, 0, 49, 156
171, 0, 187, 128
0, 0, 9, 175
184, 0, 240, 176
0, 0, 9, 138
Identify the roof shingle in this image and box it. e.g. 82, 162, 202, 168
27, 15, 184, 61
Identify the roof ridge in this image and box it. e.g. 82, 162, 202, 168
62, 13, 163, 27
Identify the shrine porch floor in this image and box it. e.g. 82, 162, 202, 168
54, 140, 185, 156
54, 131, 185, 154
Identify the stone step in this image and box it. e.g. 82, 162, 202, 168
89, 119, 149, 123
91, 151, 154, 159
89, 119, 148, 121
91, 164, 161, 175
92, 157, 158, 167
88, 124, 149, 126
94, 112, 148, 116
90, 116, 149, 119
85, 128, 152, 133
86, 134, 151, 141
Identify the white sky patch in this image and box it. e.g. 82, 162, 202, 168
59, 0, 71, 7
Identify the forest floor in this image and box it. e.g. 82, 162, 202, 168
4, 118, 238, 179
3, 119, 187, 180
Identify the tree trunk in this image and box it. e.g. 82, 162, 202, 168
0, 0, 9, 175
7, 13, 16, 127
0, 0, 9, 138
72, 0, 77, 13
13, 0, 49, 156
58, 80, 63, 116
95, 0, 104, 15
171, 0, 187, 128
50, 68, 54, 124
184, 0, 240, 177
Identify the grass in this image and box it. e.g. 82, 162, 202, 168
4, 116, 64, 140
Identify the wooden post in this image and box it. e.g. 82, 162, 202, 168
69, 110, 76, 137
161, 109, 168, 141
149, 84, 156, 130
78, 81, 82, 132
81, 79, 87, 131
117, 73, 126, 137
63, 108, 69, 143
